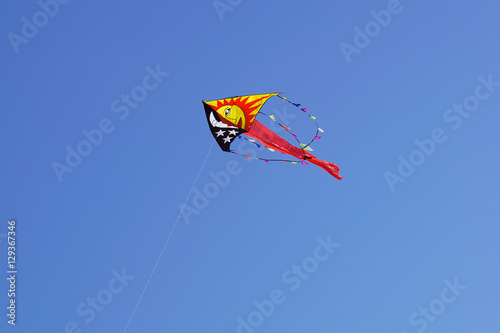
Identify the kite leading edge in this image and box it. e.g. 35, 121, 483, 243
202, 93, 343, 180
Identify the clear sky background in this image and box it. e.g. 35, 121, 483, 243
1, 0, 500, 332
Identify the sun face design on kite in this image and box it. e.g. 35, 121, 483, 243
204, 94, 278, 132
216, 104, 245, 129
202, 93, 343, 179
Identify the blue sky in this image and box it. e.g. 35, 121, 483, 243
1, 0, 500, 332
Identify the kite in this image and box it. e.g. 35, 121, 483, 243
202, 93, 343, 179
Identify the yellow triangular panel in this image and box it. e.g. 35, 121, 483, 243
204, 93, 279, 131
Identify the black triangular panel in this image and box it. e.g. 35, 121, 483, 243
203, 102, 246, 151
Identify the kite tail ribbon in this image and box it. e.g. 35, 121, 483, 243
245, 120, 343, 180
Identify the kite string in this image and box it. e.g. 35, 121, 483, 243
122, 141, 215, 333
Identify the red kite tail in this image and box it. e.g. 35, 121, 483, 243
245, 120, 343, 180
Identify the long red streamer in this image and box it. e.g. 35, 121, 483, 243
245, 120, 343, 180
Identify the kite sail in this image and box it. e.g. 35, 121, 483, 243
202, 93, 343, 179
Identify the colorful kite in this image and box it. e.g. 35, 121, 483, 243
202, 93, 343, 179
